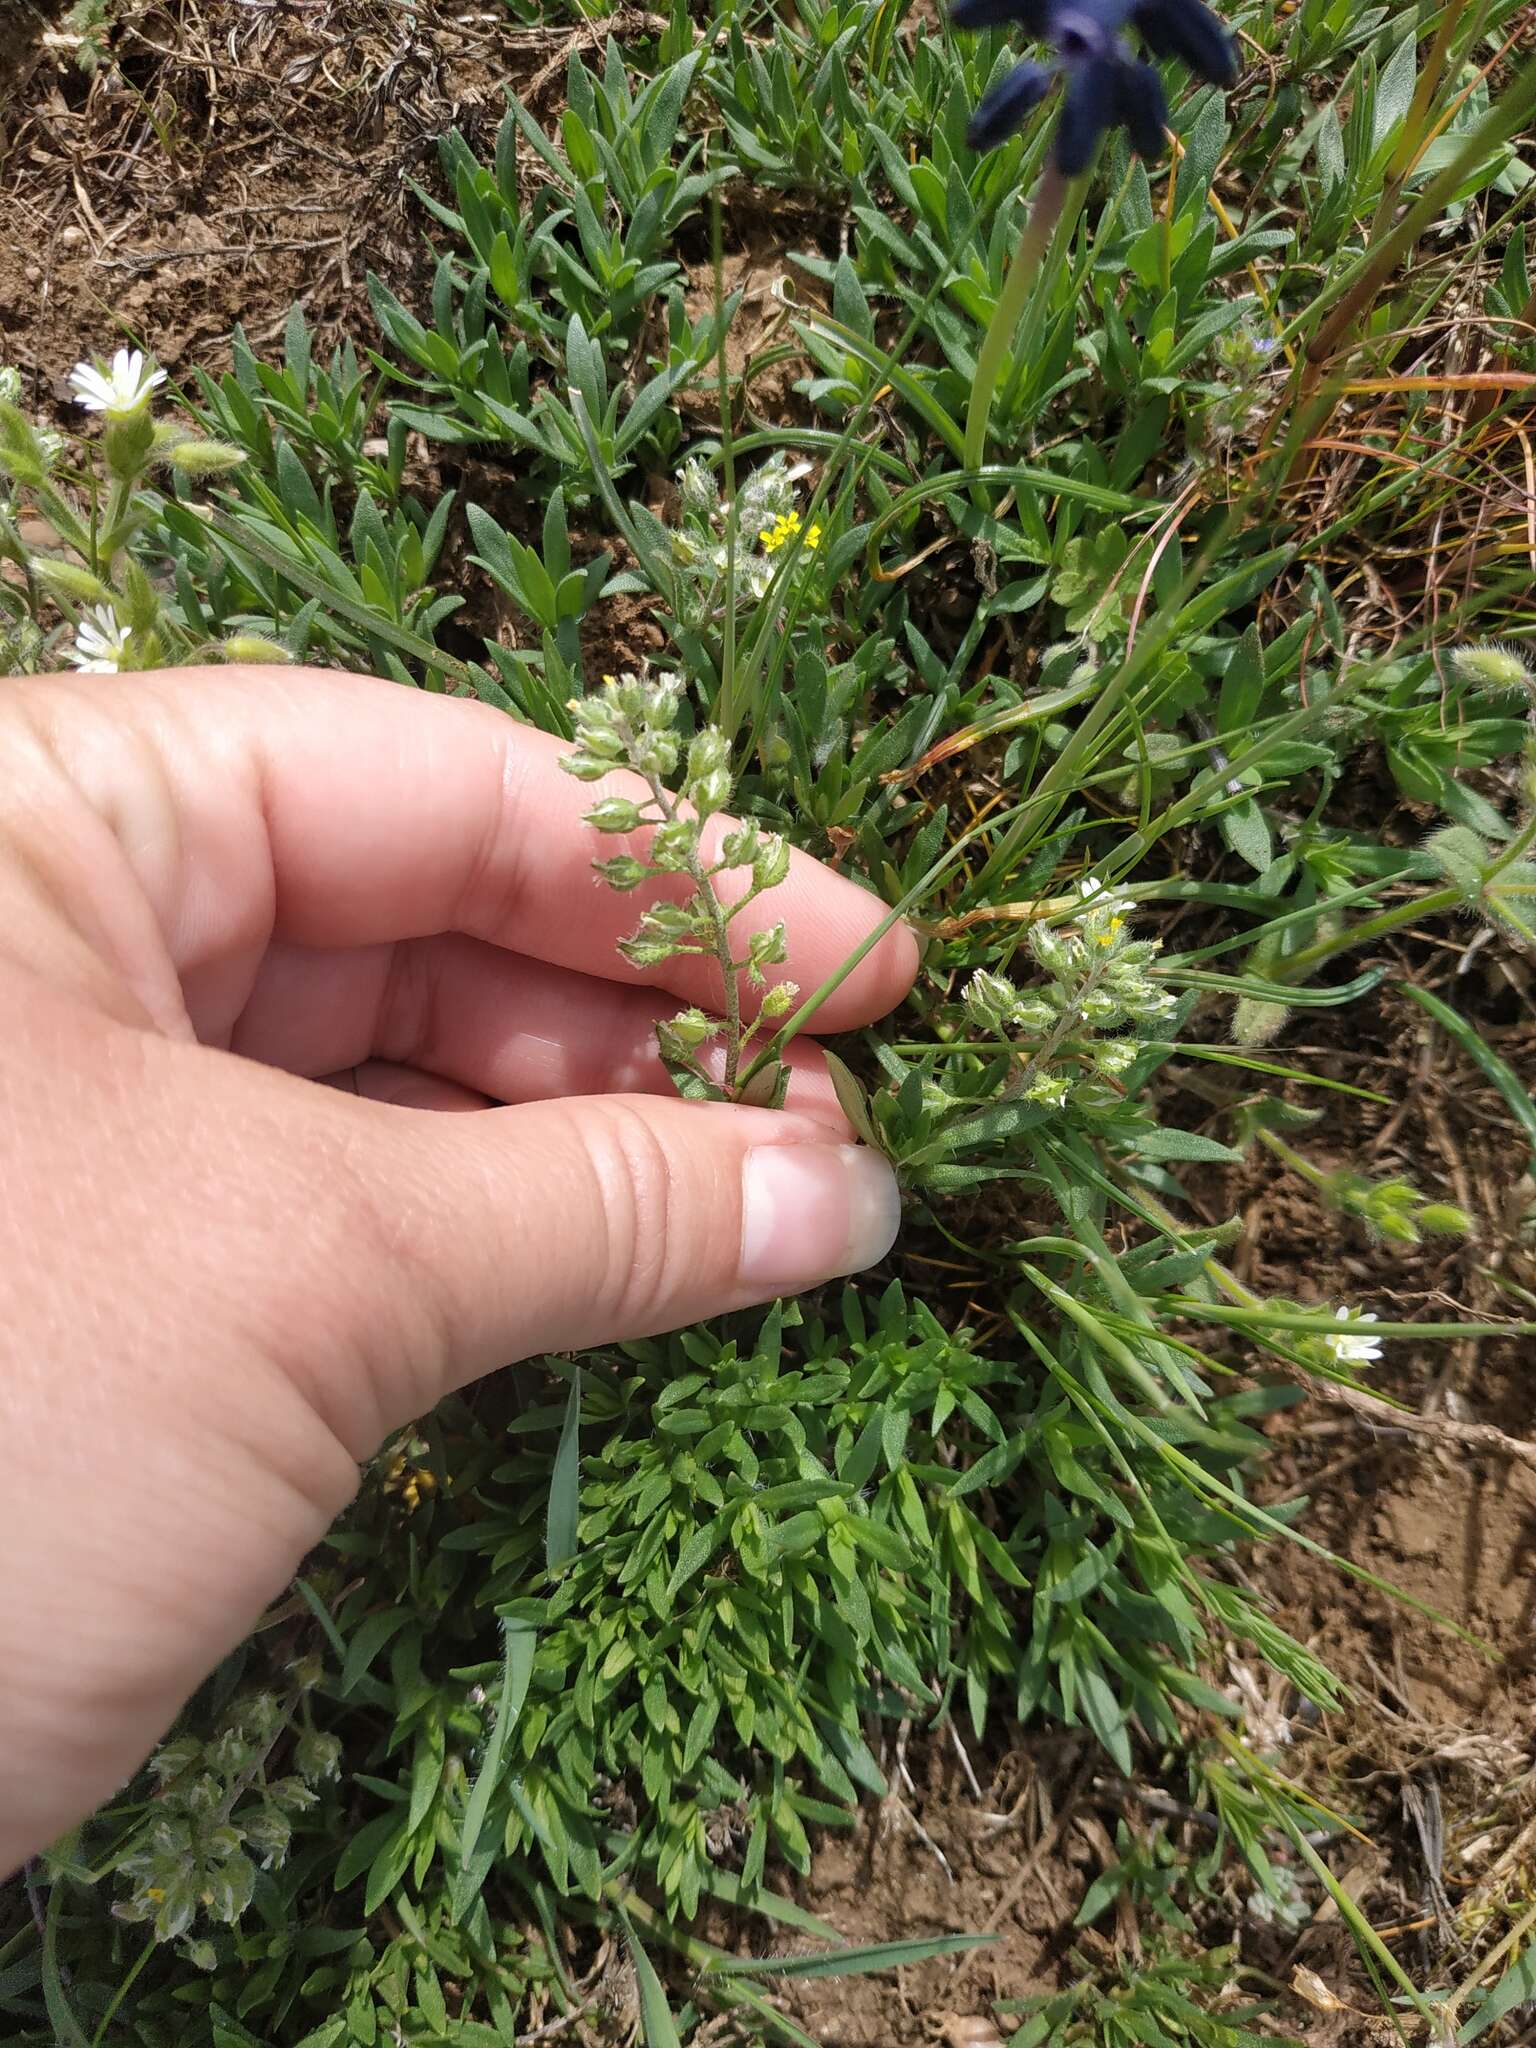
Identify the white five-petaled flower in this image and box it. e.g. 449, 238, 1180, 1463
67, 347, 167, 419
1076, 875, 1130, 910
67, 603, 132, 673
1321, 1306, 1382, 1366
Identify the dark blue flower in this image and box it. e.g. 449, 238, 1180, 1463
952, 0, 1235, 173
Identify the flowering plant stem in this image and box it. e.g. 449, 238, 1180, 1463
1252, 1125, 1331, 1194
642, 768, 744, 1093
1000, 960, 1102, 1100
962, 165, 1071, 497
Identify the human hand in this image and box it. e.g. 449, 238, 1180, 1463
0, 665, 916, 1873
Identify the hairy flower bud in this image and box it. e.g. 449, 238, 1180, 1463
964, 970, 1018, 1034
1095, 1038, 1139, 1077
1425, 824, 1487, 904
746, 924, 789, 981
680, 458, 717, 521
584, 796, 645, 835
685, 730, 732, 817
650, 817, 700, 871
1452, 643, 1533, 693
751, 835, 791, 893
720, 823, 761, 867
31, 558, 114, 605
164, 438, 247, 476
692, 769, 731, 816
222, 634, 292, 665
636, 733, 681, 780
562, 752, 612, 781
1014, 996, 1056, 1034
568, 720, 625, 761
1028, 925, 1071, 976
594, 853, 650, 891
662, 1007, 718, 1049
637, 901, 704, 945
620, 934, 685, 969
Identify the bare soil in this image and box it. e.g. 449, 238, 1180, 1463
5, 6, 1536, 2043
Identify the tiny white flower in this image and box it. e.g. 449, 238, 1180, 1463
1321, 1306, 1382, 1365
1076, 874, 1131, 907
67, 347, 167, 419
67, 603, 131, 673
1076, 874, 1132, 921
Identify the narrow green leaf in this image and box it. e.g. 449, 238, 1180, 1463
823, 1050, 881, 1151
708, 1932, 996, 1978
453, 1619, 536, 1920
42, 1869, 91, 2048
1132, 1127, 1243, 1164
546, 1371, 582, 1571
619, 1911, 684, 2048
1400, 983, 1536, 1166
1458, 1945, 1536, 2043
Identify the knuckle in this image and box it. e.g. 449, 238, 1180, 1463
449, 712, 529, 936
578, 1099, 687, 1331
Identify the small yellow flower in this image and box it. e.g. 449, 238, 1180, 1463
759, 510, 804, 555
1094, 915, 1125, 946
382, 1439, 438, 1512
806, 523, 822, 550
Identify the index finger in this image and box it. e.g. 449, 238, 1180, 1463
25, 665, 920, 1033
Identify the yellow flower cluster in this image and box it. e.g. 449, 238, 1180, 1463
759, 509, 821, 555
383, 1446, 438, 1513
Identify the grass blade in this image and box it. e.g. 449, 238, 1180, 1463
546, 1370, 582, 1571
1399, 981, 1536, 1166
707, 1932, 997, 1978
618, 1908, 684, 2048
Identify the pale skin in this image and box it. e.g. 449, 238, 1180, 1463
0, 665, 916, 1874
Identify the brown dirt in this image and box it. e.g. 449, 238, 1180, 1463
1227, 953, 1536, 2036
0, 0, 514, 392
5, 6, 1536, 2040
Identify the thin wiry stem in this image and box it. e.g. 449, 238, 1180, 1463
963, 164, 1070, 491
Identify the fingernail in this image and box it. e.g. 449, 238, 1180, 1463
740, 1144, 901, 1291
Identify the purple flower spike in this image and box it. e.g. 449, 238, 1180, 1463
1132, 0, 1237, 86
1114, 57, 1170, 160
1053, 56, 1121, 175
967, 60, 1056, 151
952, 0, 1235, 174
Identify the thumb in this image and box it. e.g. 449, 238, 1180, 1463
369, 1090, 903, 1409
2, 1011, 900, 1869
